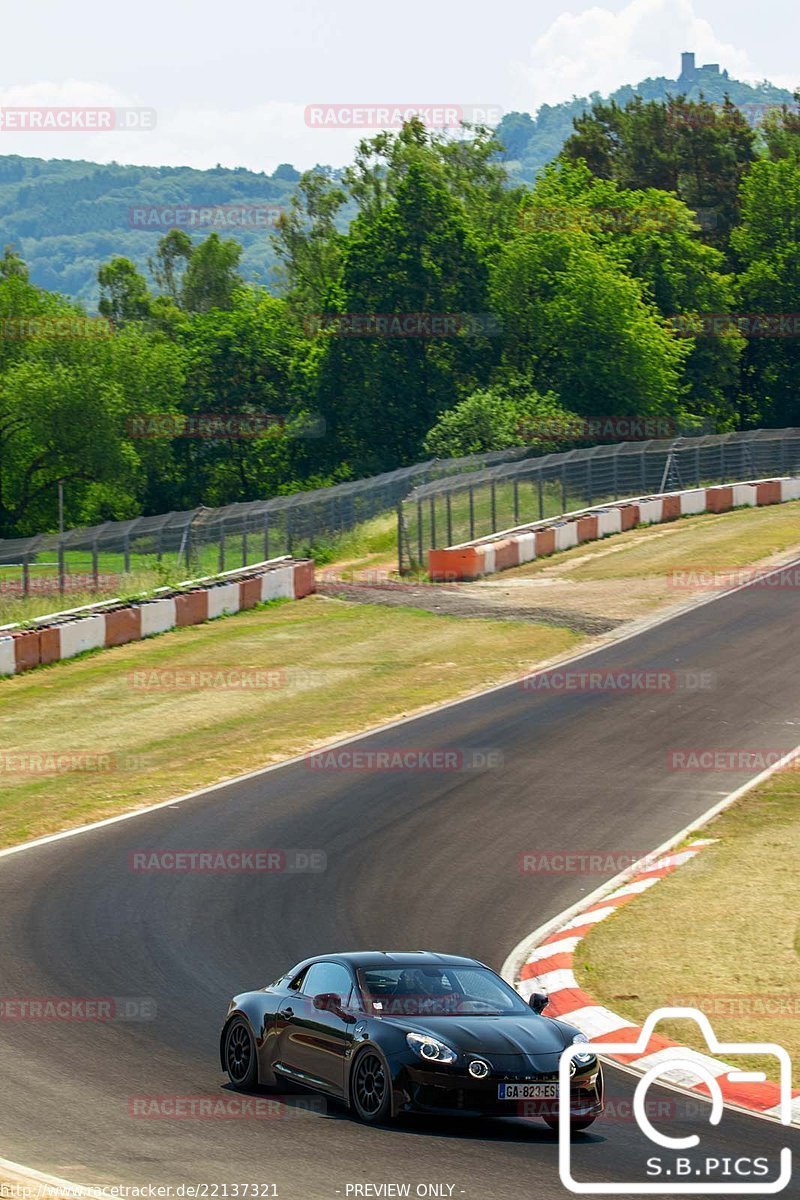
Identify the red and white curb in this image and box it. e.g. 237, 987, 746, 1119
510, 841, 800, 1126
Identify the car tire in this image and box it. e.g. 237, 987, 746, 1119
350, 1048, 392, 1124
224, 1017, 258, 1090
543, 1112, 597, 1133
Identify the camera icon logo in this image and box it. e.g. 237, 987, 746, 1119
558, 1006, 793, 1194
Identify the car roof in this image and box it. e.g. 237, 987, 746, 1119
291, 951, 486, 972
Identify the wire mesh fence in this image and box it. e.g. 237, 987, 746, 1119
398, 429, 800, 572
0, 445, 537, 600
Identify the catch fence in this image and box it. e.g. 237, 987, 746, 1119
397, 429, 800, 573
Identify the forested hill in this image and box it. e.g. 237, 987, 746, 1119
0, 60, 794, 304
0, 157, 311, 305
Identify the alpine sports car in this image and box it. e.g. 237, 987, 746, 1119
220, 951, 604, 1128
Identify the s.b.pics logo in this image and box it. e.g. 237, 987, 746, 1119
558, 1008, 793, 1194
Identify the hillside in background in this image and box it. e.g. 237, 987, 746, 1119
0, 53, 795, 305
496, 56, 795, 181
0, 157, 317, 306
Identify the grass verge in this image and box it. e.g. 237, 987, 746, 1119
0, 597, 580, 849
575, 765, 800, 1087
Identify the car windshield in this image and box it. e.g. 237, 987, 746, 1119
357, 964, 529, 1017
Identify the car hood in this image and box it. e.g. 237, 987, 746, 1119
384, 1013, 570, 1057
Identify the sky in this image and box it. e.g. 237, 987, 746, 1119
0, 0, 797, 173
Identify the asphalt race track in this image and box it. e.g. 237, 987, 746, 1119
1, 568, 799, 1198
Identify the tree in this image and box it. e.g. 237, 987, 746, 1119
173, 290, 303, 505
521, 162, 743, 429
423, 383, 576, 456
491, 224, 689, 423
494, 112, 536, 162
272, 168, 346, 311
732, 157, 800, 427
98, 257, 151, 325
0, 246, 28, 281
180, 232, 243, 313
314, 161, 496, 473
562, 95, 757, 250
148, 229, 194, 302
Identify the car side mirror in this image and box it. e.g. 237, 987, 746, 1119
529, 991, 549, 1014
313, 991, 343, 1014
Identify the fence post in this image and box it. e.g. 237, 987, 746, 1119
263, 514, 270, 562
469, 486, 475, 541
513, 478, 519, 525
22, 553, 30, 598
92, 537, 99, 592
397, 502, 404, 575
242, 526, 248, 568
446, 492, 453, 547
538, 475, 544, 520
561, 464, 567, 513
640, 449, 647, 494
429, 496, 436, 550
490, 481, 497, 533
123, 534, 130, 575
612, 453, 619, 500
58, 535, 65, 596
286, 509, 293, 556
417, 498, 423, 567
587, 458, 593, 506
218, 519, 225, 574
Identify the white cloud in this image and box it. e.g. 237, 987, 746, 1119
514, 0, 775, 113
0, 80, 359, 171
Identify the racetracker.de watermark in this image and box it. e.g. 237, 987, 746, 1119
0, 751, 146, 775
304, 748, 504, 771
668, 102, 797, 129
518, 669, 716, 693
304, 313, 502, 337
0, 316, 112, 340
0, 996, 156, 1021
0, 107, 156, 132
667, 748, 800, 771
668, 567, 800, 591
518, 850, 675, 875
128, 204, 285, 231
127, 667, 291, 692
126, 412, 325, 439
668, 313, 800, 337
515, 415, 676, 443
668, 993, 800, 1018
128, 849, 326, 873
304, 103, 502, 129
129, 1094, 326, 1119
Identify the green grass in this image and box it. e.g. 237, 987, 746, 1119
502, 500, 800, 583
575, 766, 800, 1086
0, 596, 580, 848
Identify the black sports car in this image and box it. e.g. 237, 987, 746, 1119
220, 951, 603, 1129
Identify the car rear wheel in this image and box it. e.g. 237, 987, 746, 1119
543, 1112, 597, 1132
224, 1018, 258, 1090
350, 1049, 392, 1124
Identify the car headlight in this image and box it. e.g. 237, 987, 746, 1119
571, 1032, 595, 1066
406, 1031, 458, 1064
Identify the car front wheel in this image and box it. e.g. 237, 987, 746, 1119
350, 1049, 392, 1124
224, 1017, 258, 1090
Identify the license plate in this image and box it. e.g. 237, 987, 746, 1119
498, 1083, 558, 1100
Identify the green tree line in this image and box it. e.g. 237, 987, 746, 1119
0, 93, 798, 537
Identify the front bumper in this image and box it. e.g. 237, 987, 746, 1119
391, 1059, 604, 1119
